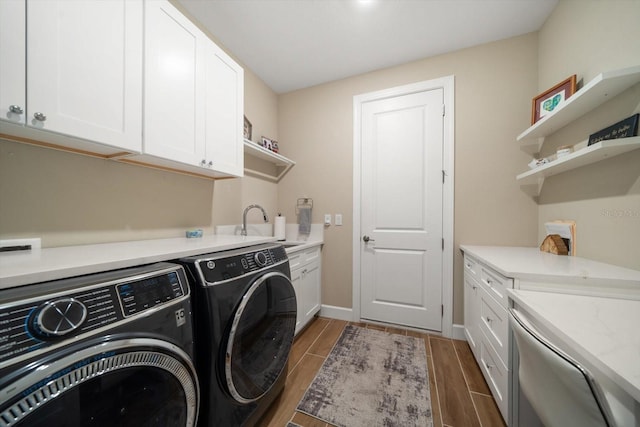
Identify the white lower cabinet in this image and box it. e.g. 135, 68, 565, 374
289, 246, 322, 335
463, 253, 512, 422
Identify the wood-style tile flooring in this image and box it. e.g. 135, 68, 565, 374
257, 317, 506, 427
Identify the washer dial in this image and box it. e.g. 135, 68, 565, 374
254, 251, 268, 267
33, 298, 87, 338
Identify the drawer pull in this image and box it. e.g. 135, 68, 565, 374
485, 362, 494, 370
486, 316, 492, 323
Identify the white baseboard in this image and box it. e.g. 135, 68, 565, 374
451, 323, 466, 341
318, 306, 466, 341
319, 304, 353, 321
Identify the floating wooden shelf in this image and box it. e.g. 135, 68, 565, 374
516, 137, 640, 196
243, 139, 295, 182
517, 66, 640, 154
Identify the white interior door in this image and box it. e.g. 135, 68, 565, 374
359, 87, 444, 331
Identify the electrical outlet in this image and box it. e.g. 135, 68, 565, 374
324, 214, 332, 226
335, 214, 343, 226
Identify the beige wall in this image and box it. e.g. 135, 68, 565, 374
536, 0, 640, 269
277, 33, 540, 323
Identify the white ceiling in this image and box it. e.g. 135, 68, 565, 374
178, 0, 559, 94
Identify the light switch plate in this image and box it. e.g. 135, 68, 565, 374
324, 214, 332, 226
335, 214, 343, 226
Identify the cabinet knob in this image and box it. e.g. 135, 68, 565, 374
9, 105, 23, 114
33, 112, 47, 121
207, 160, 213, 167
200, 159, 206, 166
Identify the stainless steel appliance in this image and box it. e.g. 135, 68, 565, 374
0, 263, 199, 427
178, 243, 296, 427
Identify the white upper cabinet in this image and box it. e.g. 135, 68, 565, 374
203, 41, 244, 177
0, 0, 143, 153
141, 0, 244, 178
0, 0, 26, 125
143, 0, 205, 165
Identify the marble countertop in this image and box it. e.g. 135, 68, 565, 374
508, 289, 640, 403
0, 235, 276, 289
460, 246, 640, 293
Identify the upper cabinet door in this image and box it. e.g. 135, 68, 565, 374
144, 0, 205, 166
204, 42, 244, 177
26, 0, 143, 152
0, 0, 26, 125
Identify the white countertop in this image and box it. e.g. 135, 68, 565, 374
460, 246, 640, 293
508, 289, 640, 404
0, 235, 276, 289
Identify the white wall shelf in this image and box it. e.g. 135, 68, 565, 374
517, 65, 640, 154
243, 138, 295, 182
516, 137, 640, 196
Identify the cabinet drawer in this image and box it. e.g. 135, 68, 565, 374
463, 254, 480, 279
480, 266, 512, 308
463, 275, 481, 358
288, 252, 303, 270
479, 289, 508, 364
479, 333, 508, 422
303, 246, 321, 263
286, 245, 321, 271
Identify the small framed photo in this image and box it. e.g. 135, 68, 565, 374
260, 136, 279, 153
243, 116, 252, 140
531, 75, 577, 124
260, 136, 273, 151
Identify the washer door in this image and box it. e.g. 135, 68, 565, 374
0, 339, 199, 427
225, 271, 296, 404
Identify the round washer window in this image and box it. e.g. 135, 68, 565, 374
0, 340, 199, 427
225, 271, 296, 403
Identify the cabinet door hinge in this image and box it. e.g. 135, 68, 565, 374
442, 238, 444, 250
442, 170, 445, 184
442, 104, 446, 116
441, 304, 444, 317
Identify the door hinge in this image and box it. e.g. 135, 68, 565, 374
442, 170, 445, 184
442, 104, 446, 116
441, 304, 444, 317
442, 238, 444, 250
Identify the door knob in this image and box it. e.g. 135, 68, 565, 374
362, 235, 375, 243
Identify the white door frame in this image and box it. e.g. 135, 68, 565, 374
352, 76, 455, 338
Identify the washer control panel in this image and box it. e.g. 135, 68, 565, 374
0, 265, 187, 366
198, 245, 288, 284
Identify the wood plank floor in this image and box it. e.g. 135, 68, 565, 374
257, 317, 506, 427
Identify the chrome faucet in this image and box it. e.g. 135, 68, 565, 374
241, 204, 269, 236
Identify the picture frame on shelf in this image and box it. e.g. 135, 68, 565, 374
243, 116, 252, 140
260, 136, 279, 153
531, 75, 577, 124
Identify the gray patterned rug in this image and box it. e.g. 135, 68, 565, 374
296, 325, 432, 427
